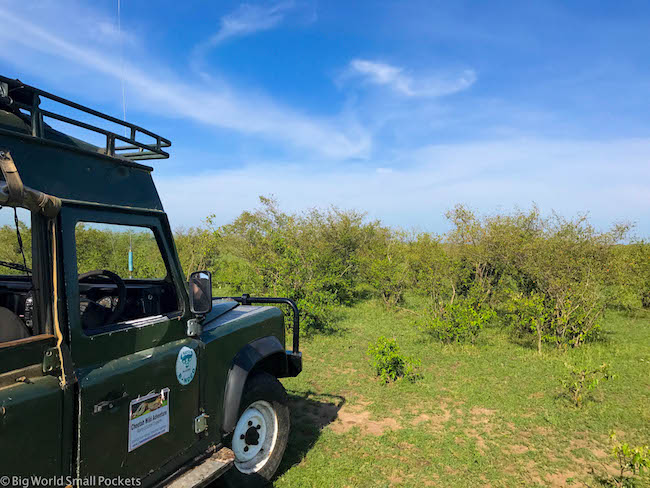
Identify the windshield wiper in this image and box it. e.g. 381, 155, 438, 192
0, 260, 31, 274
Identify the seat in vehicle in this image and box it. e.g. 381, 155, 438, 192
0, 306, 29, 342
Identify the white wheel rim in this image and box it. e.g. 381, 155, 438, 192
232, 400, 278, 474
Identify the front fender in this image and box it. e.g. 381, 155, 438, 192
221, 336, 286, 434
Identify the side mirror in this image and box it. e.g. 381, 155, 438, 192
189, 271, 212, 315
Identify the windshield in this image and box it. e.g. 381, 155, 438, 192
0, 207, 31, 276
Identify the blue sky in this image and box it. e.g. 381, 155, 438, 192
1, 0, 649, 235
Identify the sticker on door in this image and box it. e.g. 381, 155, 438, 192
176, 346, 197, 385
128, 388, 170, 452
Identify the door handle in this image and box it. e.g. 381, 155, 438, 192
93, 392, 128, 414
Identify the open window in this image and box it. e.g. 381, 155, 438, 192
0, 207, 42, 343
75, 222, 180, 333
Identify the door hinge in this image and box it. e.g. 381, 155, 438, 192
42, 347, 61, 374
186, 318, 202, 337
194, 413, 209, 434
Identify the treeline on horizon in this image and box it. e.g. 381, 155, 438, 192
178, 197, 649, 350
1, 197, 648, 350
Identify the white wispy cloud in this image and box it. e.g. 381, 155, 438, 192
348, 59, 476, 97
191, 1, 295, 74
157, 137, 650, 235
190, 1, 294, 77
211, 1, 294, 45
0, 4, 370, 160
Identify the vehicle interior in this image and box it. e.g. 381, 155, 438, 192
75, 222, 179, 332
78, 274, 179, 331
0, 207, 39, 343
0, 208, 180, 343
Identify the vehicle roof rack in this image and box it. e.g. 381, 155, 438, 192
0, 75, 171, 161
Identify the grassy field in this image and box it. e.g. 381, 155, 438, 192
271, 299, 650, 487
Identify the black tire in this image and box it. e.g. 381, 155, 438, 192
222, 372, 290, 487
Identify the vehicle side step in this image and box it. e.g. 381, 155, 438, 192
165, 447, 235, 488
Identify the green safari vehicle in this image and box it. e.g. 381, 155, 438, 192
0, 75, 302, 487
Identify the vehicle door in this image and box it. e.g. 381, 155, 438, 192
62, 207, 202, 482
0, 208, 71, 478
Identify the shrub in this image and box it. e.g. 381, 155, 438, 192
367, 336, 421, 383
505, 290, 548, 353
610, 432, 650, 488
444, 205, 630, 348
408, 232, 461, 306
208, 196, 382, 331
174, 226, 221, 280
418, 295, 495, 344
559, 362, 613, 407
360, 229, 411, 308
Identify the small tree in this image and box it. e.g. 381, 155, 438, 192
610, 432, 650, 488
559, 363, 613, 407
505, 290, 548, 354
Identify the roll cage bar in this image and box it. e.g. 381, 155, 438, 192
0, 75, 171, 161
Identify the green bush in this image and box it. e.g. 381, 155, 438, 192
504, 290, 548, 353
610, 432, 650, 488
418, 295, 496, 344
360, 229, 411, 308
208, 196, 381, 331
559, 362, 613, 407
367, 336, 421, 383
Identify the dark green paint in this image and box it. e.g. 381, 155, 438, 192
0, 131, 162, 211
0, 335, 56, 374
0, 375, 67, 476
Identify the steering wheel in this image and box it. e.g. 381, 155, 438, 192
78, 270, 127, 326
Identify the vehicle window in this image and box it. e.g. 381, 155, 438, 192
0, 207, 31, 275
75, 222, 179, 332
76, 223, 165, 279
0, 207, 36, 342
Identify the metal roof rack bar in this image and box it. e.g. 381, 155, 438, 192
0, 76, 171, 161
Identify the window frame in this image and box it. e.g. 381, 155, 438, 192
0, 207, 55, 345
67, 208, 187, 338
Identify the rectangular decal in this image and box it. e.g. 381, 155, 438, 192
128, 388, 170, 452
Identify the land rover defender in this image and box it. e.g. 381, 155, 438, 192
0, 75, 302, 487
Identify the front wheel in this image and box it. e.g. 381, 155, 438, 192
223, 373, 290, 487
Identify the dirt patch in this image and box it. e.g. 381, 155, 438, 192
533, 426, 552, 436
569, 438, 609, 460
422, 474, 440, 487
411, 413, 431, 425
544, 471, 580, 487
398, 441, 415, 451
507, 444, 530, 455
470, 406, 496, 417
410, 401, 452, 431
469, 406, 497, 429
331, 403, 401, 436
388, 473, 404, 486
466, 428, 488, 454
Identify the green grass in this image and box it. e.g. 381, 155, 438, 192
274, 300, 650, 487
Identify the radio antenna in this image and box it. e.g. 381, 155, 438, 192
118, 0, 127, 136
